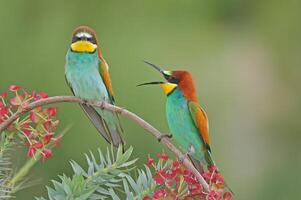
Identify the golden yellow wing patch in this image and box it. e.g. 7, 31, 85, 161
99, 57, 115, 102
188, 101, 211, 149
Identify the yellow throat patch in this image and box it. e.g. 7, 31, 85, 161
160, 83, 177, 95
71, 41, 97, 53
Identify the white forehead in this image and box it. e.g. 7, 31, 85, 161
76, 32, 93, 38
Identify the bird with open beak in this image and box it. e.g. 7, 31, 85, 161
138, 61, 214, 172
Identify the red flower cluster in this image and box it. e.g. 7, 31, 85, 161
0, 85, 63, 161
144, 153, 232, 200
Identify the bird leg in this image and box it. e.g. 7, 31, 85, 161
157, 133, 172, 142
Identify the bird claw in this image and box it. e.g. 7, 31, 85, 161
179, 154, 186, 163
157, 133, 172, 142
116, 107, 125, 114
82, 100, 89, 105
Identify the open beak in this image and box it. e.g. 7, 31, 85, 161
138, 61, 177, 95
137, 61, 167, 87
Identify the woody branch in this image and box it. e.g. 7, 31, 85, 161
0, 95, 210, 192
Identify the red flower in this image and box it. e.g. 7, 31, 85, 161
153, 188, 167, 199
43, 120, 53, 131
207, 190, 222, 200
10, 95, 24, 106
27, 147, 36, 157
223, 192, 232, 200
0, 92, 8, 98
42, 149, 53, 161
157, 153, 169, 161
20, 122, 30, 130
189, 183, 203, 195
183, 169, 190, 176
29, 111, 38, 123
43, 132, 54, 144
208, 165, 218, 173
147, 157, 154, 167
47, 107, 57, 117
32, 91, 48, 100
202, 171, 211, 182
39, 92, 49, 98
54, 134, 63, 147
214, 173, 225, 187
184, 175, 198, 185
143, 152, 230, 199
22, 130, 31, 137
9, 85, 21, 92
0, 103, 9, 117
172, 160, 181, 170
153, 171, 165, 185
33, 142, 44, 149
162, 169, 177, 180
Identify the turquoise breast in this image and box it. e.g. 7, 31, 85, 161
166, 88, 205, 160
65, 50, 109, 101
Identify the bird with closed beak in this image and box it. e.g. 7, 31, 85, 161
65, 26, 124, 147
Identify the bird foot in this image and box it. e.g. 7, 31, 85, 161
82, 100, 89, 105
179, 154, 186, 163
179, 145, 195, 163
116, 107, 125, 114
157, 133, 172, 142
82, 99, 92, 106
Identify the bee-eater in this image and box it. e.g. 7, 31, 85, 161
139, 61, 214, 171
65, 26, 124, 147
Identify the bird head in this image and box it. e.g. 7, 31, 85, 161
138, 61, 198, 101
70, 26, 99, 54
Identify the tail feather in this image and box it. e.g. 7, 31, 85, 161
205, 149, 215, 166
187, 154, 204, 174
81, 104, 124, 147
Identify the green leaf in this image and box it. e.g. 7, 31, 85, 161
108, 188, 120, 200
38, 147, 139, 199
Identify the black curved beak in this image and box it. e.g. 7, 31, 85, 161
143, 60, 165, 74
137, 81, 164, 87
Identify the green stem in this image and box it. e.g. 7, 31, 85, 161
8, 152, 41, 188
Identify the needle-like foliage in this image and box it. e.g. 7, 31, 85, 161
0, 131, 13, 199
36, 146, 156, 200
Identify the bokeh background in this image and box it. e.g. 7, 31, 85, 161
0, 0, 300, 199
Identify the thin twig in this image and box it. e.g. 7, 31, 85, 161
0, 96, 210, 192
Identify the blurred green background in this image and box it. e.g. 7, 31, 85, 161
0, 0, 300, 199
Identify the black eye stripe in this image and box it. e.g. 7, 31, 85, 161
87, 37, 97, 44
72, 36, 78, 43
72, 35, 97, 44
164, 74, 179, 84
